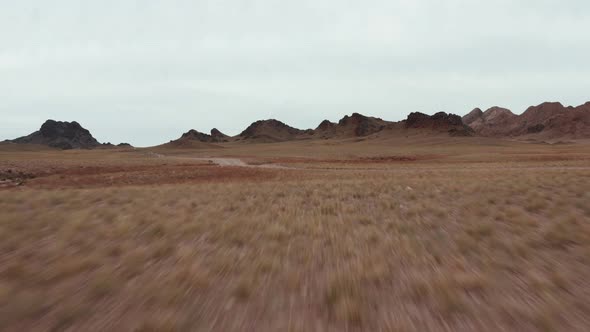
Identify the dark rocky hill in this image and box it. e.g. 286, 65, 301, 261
10, 120, 100, 149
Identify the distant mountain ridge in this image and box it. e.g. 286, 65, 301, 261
7, 101, 589, 149
164, 111, 470, 147
463, 102, 590, 139
159, 101, 590, 147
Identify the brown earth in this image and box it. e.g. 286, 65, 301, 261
1, 130, 590, 332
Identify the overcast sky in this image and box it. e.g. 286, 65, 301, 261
1, 0, 589, 146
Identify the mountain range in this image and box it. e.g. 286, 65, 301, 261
164, 111, 473, 148
3, 101, 589, 149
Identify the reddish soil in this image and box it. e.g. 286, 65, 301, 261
0, 163, 281, 189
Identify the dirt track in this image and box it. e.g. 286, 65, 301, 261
147, 153, 247, 166
192, 157, 248, 166
182, 154, 590, 171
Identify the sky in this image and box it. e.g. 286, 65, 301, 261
1, 0, 589, 146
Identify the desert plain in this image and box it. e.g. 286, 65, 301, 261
1, 135, 589, 332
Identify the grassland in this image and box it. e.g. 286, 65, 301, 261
0, 137, 589, 331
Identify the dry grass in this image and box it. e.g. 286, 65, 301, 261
0, 140, 589, 331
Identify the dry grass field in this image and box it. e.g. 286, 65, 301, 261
1, 137, 590, 331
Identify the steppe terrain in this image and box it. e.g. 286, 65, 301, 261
1, 136, 590, 331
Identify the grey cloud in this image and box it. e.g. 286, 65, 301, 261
1, 0, 589, 146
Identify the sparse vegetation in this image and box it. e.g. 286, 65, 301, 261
0, 140, 589, 331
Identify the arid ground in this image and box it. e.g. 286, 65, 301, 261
1, 137, 590, 331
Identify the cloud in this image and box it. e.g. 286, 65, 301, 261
1, 0, 589, 146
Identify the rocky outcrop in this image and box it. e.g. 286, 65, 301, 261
180, 129, 213, 142
210, 128, 229, 142
165, 128, 226, 145
462, 108, 483, 125
463, 102, 590, 139
316, 120, 336, 131
337, 113, 389, 137
10, 120, 100, 149
159, 128, 223, 149
238, 119, 308, 142
462, 107, 518, 137
313, 113, 393, 138
405, 112, 474, 136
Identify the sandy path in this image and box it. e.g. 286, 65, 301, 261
147, 153, 288, 168
198, 158, 291, 169
192, 157, 248, 167
148, 153, 590, 172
